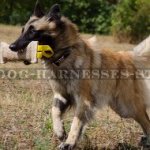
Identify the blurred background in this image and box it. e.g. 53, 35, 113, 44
0, 0, 149, 43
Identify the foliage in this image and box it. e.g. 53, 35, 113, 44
61, 0, 115, 34
0, 0, 115, 34
0, 0, 149, 42
111, 0, 150, 43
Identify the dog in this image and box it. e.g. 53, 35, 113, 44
9, 1, 150, 149
0, 41, 37, 64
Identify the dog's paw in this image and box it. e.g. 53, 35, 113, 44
58, 143, 74, 150
58, 132, 67, 142
0, 61, 5, 64
139, 136, 150, 148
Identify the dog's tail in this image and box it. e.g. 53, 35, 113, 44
133, 36, 150, 68
134, 36, 150, 107
87, 36, 99, 50
134, 35, 150, 57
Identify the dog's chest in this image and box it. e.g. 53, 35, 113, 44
44, 61, 79, 92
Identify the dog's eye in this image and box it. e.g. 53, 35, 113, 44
30, 28, 37, 34
49, 17, 54, 22
29, 25, 37, 34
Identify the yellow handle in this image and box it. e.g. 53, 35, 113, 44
37, 45, 54, 59
36, 52, 43, 59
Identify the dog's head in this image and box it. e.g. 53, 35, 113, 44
10, 1, 78, 52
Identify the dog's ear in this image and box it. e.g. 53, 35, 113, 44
47, 4, 61, 21
33, 0, 44, 18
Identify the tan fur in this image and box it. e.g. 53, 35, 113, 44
134, 35, 150, 57
86, 35, 99, 50
133, 36, 150, 67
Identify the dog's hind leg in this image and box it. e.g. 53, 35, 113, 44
133, 107, 150, 148
110, 96, 150, 148
52, 93, 72, 141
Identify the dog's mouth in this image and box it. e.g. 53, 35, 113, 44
9, 45, 27, 53
17, 49, 26, 53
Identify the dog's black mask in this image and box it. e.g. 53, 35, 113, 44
9, 3, 61, 52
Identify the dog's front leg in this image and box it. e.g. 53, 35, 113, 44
52, 93, 71, 141
59, 116, 84, 150
59, 103, 93, 150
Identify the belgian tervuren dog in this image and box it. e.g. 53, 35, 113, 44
9, 1, 150, 149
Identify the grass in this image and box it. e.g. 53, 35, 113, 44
0, 24, 145, 150
0, 24, 21, 44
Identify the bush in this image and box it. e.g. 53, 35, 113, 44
60, 0, 115, 34
111, 0, 150, 43
0, 0, 115, 34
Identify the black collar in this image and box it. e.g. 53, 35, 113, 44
49, 47, 71, 66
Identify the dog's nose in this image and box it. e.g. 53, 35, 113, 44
9, 44, 17, 51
